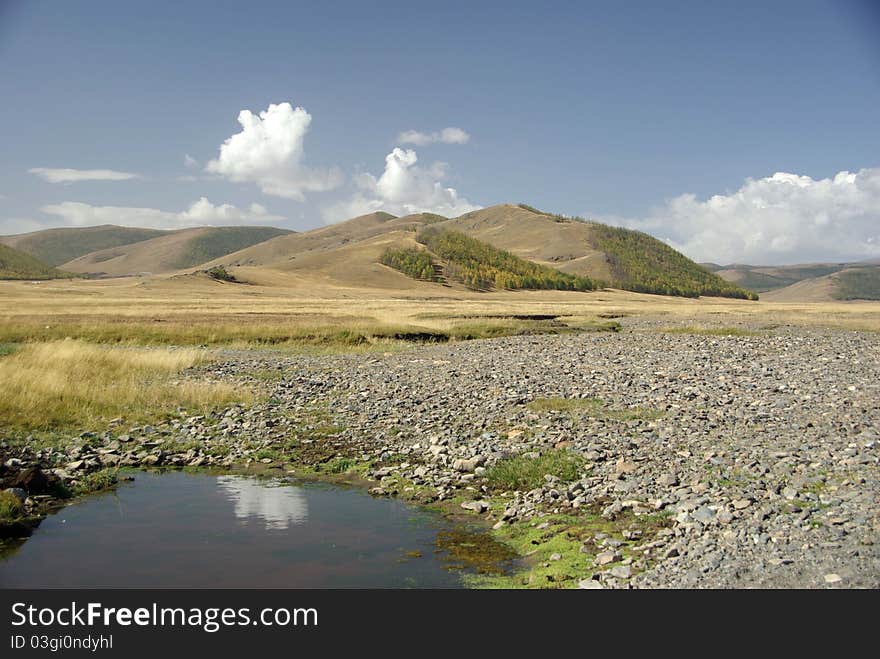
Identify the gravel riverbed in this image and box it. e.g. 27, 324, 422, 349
4, 321, 878, 588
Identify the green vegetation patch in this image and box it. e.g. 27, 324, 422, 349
2, 226, 168, 266
171, 226, 290, 270
486, 449, 584, 492
585, 223, 758, 299
0, 244, 73, 280
833, 268, 880, 301
380, 247, 440, 281
435, 528, 519, 575
205, 265, 238, 283
526, 397, 665, 421
0, 491, 24, 523
416, 228, 598, 292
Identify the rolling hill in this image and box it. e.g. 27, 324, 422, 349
760, 265, 880, 302
0, 243, 72, 280
61, 226, 292, 276
441, 205, 756, 298
708, 260, 880, 301
0, 225, 171, 266
207, 204, 755, 299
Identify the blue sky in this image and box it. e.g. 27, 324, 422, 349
1, 0, 879, 263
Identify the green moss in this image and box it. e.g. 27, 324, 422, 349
526, 397, 665, 421
435, 528, 518, 575
527, 397, 604, 413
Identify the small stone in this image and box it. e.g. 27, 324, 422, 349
782, 486, 798, 500
595, 550, 620, 566
578, 578, 604, 589
460, 500, 489, 513
732, 498, 752, 510
615, 459, 637, 476
609, 565, 632, 579
452, 456, 485, 473
549, 553, 562, 561
692, 506, 716, 524
823, 573, 842, 584
657, 473, 679, 487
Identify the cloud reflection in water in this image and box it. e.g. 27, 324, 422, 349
216, 476, 308, 530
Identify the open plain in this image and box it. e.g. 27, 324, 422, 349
1, 273, 877, 588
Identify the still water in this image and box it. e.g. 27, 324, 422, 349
0, 471, 509, 588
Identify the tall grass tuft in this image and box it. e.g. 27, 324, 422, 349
0, 340, 250, 431
486, 449, 584, 492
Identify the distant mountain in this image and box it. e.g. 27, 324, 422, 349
712, 260, 880, 301
760, 265, 880, 302
0, 225, 170, 266
0, 243, 71, 280
61, 226, 293, 276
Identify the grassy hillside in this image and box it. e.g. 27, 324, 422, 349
0, 243, 72, 280
1, 225, 169, 266
167, 226, 291, 270
401, 228, 598, 291
832, 267, 880, 301
715, 263, 845, 292
62, 226, 292, 276
586, 223, 758, 299
445, 205, 757, 299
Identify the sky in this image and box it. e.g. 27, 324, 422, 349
1, 0, 879, 264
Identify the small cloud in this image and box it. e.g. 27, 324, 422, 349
184, 154, 200, 169
28, 168, 141, 183
397, 127, 470, 146
323, 147, 479, 223
40, 197, 284, 230
206, 102, 343, 200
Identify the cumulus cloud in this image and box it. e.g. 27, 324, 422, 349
40, 198, 284, 229
206, 102, 342, 200
323, 147, 480, 222
603, 168, 880, 265
28, 168, 140, 183
397, 127, 470, 146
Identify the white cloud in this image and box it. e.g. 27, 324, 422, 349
397, 127, 470, 146
28, 168, 141, 183
40, 197, 284, 229
323, 147, 480, 222
184, 154, 200, 169
205, 102, 342, 200
603, 168, 880, 265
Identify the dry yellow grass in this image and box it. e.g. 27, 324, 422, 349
0, 269, 878, 350
0, 340, 250, 431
